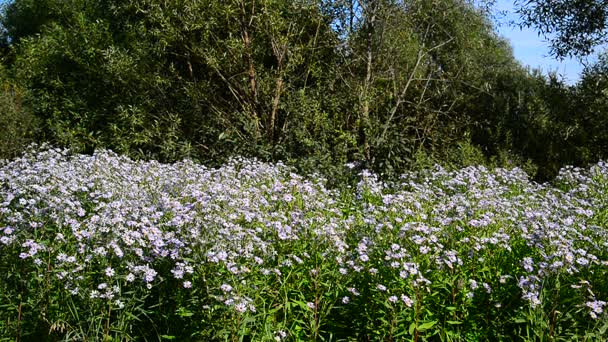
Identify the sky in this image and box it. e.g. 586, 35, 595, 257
492, 0, 598, 85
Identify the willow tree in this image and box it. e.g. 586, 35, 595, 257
515, 0, 608, 58
0, 0, 535, 177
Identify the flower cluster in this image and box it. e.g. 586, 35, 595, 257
1, 146, 607, 340
0, 147, 347, 313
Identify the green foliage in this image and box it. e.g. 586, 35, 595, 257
574, 52, 608, 161
7, 2, 196, 161
0, 73, 38, 159
515, 0, 608, 58
2, 149, 608, 340
0, 0, 606, 184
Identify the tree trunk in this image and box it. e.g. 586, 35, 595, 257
240, 0, 261, 137
361, 0, 377, 163
270, 76, 284, 144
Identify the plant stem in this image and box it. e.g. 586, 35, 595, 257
16, 301, 22, 342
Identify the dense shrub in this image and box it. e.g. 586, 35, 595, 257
4, 0, 584, 181
0, 79, 38, 159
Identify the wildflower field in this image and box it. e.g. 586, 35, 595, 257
1, 147, 608, 341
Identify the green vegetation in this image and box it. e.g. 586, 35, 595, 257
2, 2, 608, 338
0, 0, 606, 181
1, 148, 608, 341
515, 0, 608, 58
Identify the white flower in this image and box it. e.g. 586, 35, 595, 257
275, 331, 287, 341
401, 294, 413, 307
235, 302, 247, 313
114, 300, 125, 309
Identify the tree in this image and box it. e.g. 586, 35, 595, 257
1, 0, 561, 179
514, 0, 608, 58
572, 52, 608, 159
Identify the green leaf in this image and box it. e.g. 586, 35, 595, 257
177, 308, 194, 317
125, 312, 142, 322
408, 323, 416, 335
417, 321, 437, 332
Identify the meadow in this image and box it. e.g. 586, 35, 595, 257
1, 146, 608, 341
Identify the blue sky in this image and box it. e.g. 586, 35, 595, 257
492, 0, 599, 84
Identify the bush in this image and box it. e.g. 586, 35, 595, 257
0, 80, 38, 160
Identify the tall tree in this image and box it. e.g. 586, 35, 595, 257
1, 0, 561, 179
515, 0, 608, 58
